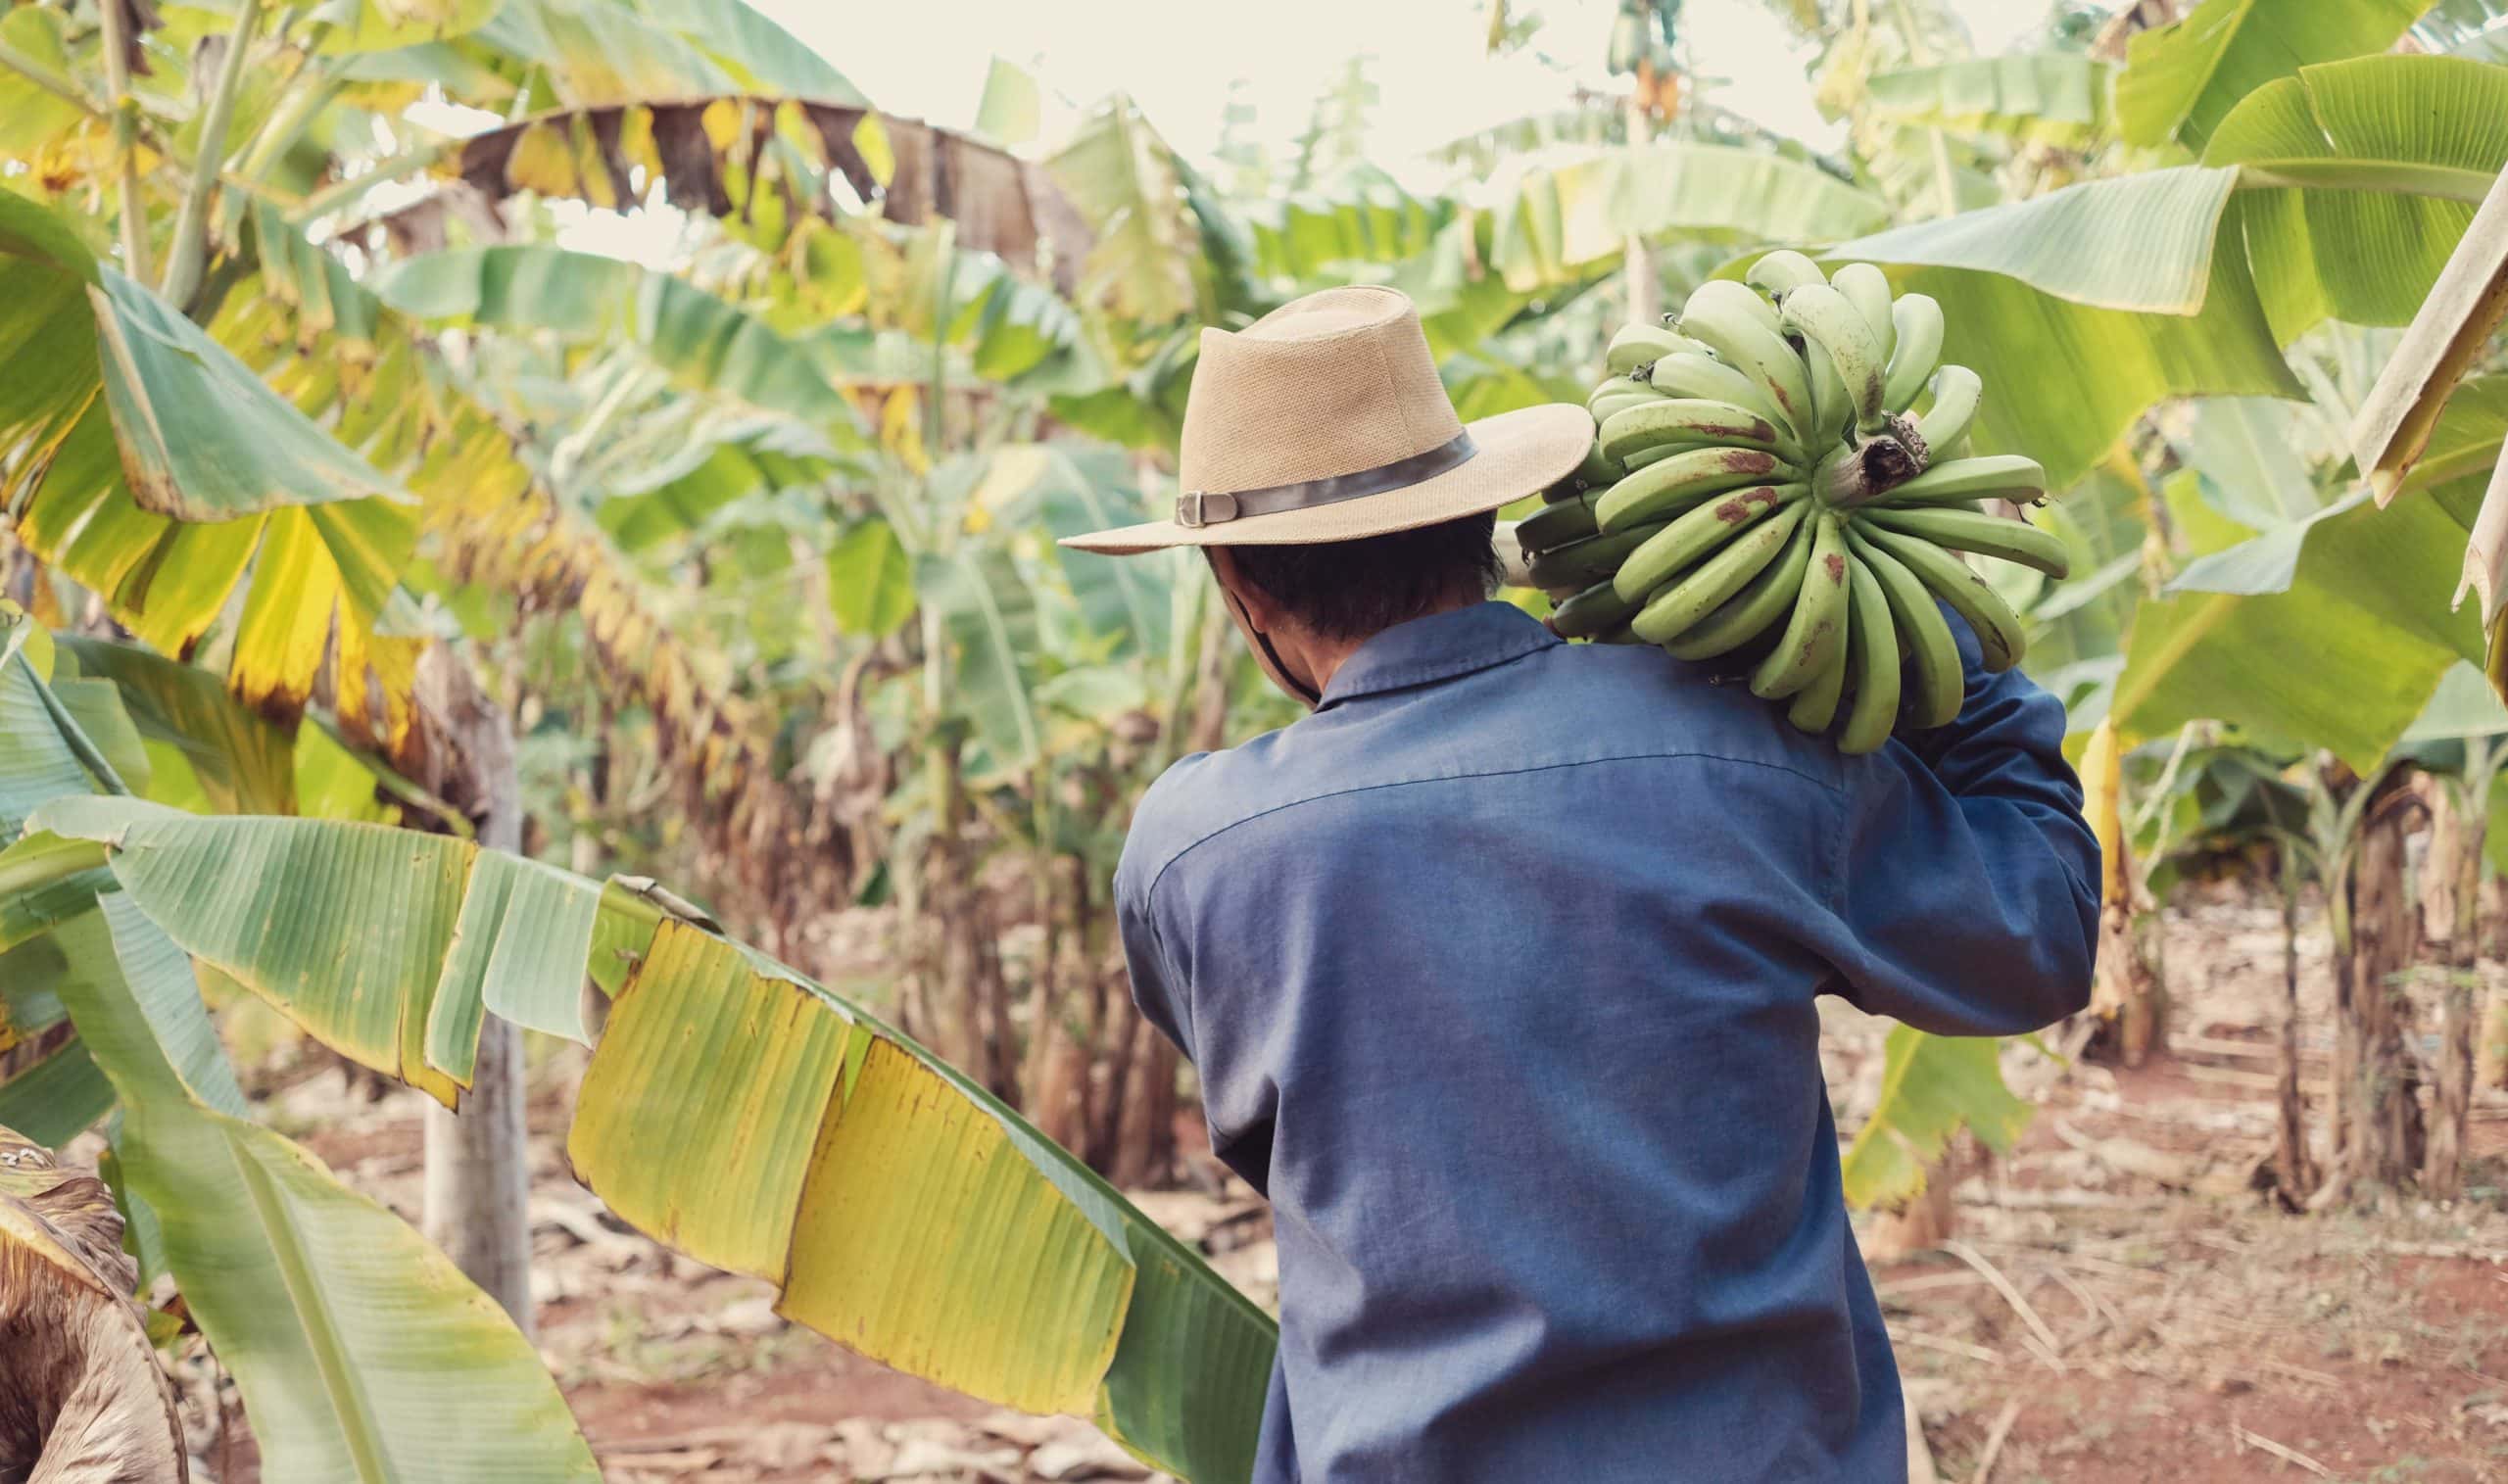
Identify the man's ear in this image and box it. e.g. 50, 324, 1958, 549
1205, 547, 1282, 634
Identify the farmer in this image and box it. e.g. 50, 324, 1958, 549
1062, 285, 2098, 1483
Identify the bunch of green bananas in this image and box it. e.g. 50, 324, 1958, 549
1514, 249, 2067, 755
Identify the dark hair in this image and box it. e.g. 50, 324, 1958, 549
1229, 511, 1501, 644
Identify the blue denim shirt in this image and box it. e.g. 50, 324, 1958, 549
1115, 600, 2098, 1484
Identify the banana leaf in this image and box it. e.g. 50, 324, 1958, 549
58, 639, 297, 816
1839, 1027, 2033, 1209
2115, 0, 2428, 152
0, 648, 602, 1482
1809, 168, 2303, 490
2204, 56, 2508, 343
1492, 143, 1891, 292
35, 797, 1278, 1484
825, 519, 918, 640
2112, 477, 2486, 768
469, 0, 865, 109
0, 8, 85, 160
48, 897, 604, 1483
172, 0, 499, 53
371, 246, 866, 444
1863, 54, 2113, 148
1050, 97, 1207, 324
0, 192, 419, 735
432, 93, 1068, 291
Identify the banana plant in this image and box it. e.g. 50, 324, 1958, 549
2, 647, 1276, 1482
0, 620, 604, 1482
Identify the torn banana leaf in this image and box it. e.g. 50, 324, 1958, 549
35, 797, 1278, 1484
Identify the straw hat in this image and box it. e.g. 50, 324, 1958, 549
1059, 286, 1593, 554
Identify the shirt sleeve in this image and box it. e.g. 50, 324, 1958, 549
1115, 847, 1196, 1065
1821, 604, 2101, 1036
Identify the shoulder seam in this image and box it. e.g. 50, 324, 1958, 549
1136, 750, 1842, 905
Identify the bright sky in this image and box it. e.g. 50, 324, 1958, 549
747, 0, 2055, 185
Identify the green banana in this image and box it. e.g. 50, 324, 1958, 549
1598, 399, 1786, 464
1778, 282, 1889, 429
1836, 556, 1902, 755
1786, 640, 1849, 735
1860, 505, 2070, 579
1572, 441, 1621, 491
1630, 501, 1813, 646
1663, 514, 1816, 661
1801, 338, 1855, 452
1845, 527, 1964, 729
1526, 520, 1670, 590
1914, 364, 1981, 456
1551, 577, 1645, 639
1829, 263, 1896, 367
1622, 441, 1704, 472
1868, 454, 2047, 508
1745, 249, 1828, 299
1596, 447, 1798, 534
1676, 280, 1816, 446
1650, 352, 1778, 420
1612, 483, 1804, 604
1857, 521, 2025, 674
1751, 512, 1852, 699
1606, 322, 1703, 375
1590, 392, 1664, 428
1516, 490, 1599, 551
1881, 293, 1945, 413
1584, 373, 1664, 408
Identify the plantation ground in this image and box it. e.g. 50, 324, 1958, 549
161, 889, 2508, 1484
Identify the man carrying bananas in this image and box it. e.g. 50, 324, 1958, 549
1063, 285, 2098, 1484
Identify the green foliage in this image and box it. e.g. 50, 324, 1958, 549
1840, 1028, 2035, 1209
827, 520, 918, 638
2203, 55, 2508, 341
2115, 0, 2429, 152
1863, 54, 2113, 147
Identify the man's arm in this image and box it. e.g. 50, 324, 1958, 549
1820, 607, 2101, 1035
1114, 849, 1196, 1064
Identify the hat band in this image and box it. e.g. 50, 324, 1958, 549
1176, 431, 1478, 529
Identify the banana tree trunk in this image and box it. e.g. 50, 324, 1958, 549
1621, 92, 1660, 326
1022, 856, 1100, 1154
2092, 830, 2167, 1066
2270, 845, 2318, 1205
2340, 777, 2425, 1197
414, 651, 535, 1337
2427, 768, 2495, 1199
2479, 875, 2508, 1089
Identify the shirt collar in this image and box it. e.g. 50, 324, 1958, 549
1317, 601, 1561, 711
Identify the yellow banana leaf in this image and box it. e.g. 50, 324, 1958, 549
0, 190, 417, 739
34, 795, 1278, 1484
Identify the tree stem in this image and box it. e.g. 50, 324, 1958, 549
95, 0, 149, 280
161, 0, 264, 313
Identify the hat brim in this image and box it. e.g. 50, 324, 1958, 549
1056, 402, 1595, 555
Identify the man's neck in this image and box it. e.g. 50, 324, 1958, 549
1298, 594, 1483, 696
